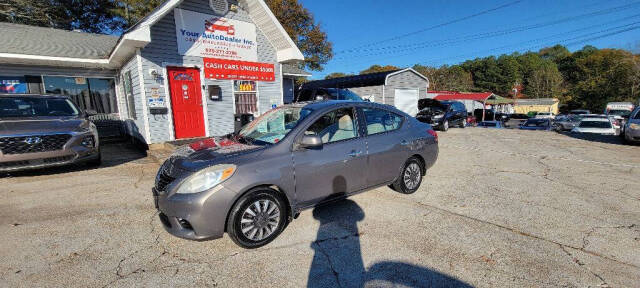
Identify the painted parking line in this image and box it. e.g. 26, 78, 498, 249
442, 144, 640, 169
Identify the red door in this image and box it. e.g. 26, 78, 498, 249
167, 67, 205, 139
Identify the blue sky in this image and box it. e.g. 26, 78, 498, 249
299, 0, 640, 79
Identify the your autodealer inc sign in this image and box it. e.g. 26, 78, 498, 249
174, 8, 258, 61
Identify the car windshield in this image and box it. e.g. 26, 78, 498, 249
607, 109, 631, 117
326, 89, 363, 101
579, 121, 611, 128
238, 106, 313, 145
524, 119, 549, 127
0, 96, 79, 117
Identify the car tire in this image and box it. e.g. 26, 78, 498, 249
391, 157, 424, 194
442, 120, 449, 131
226, 188, 287, 249
460, 119, 467, 128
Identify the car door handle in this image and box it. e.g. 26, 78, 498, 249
400, 140, 409, 146
348, 150, 362, 157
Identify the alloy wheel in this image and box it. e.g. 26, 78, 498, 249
403, 163, 421, 190
240, 199, 280, 241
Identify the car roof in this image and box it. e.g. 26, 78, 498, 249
295, 100, 398, 112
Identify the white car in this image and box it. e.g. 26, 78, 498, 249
571, 117, 617, 135
535, 112, 555, 119
581, 114, 621, 135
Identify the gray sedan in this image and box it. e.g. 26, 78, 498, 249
153, 101, 439, 248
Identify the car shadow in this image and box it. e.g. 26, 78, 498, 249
0, 140, 147, 178
308, 199, 473, 288
561, 131, 631, 146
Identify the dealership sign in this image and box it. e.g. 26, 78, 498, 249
174, 8, 258, 61
204, 58, 275, 82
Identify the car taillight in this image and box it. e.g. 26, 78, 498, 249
427, 129, 438, 142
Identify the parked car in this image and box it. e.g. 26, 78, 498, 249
153, 100, 439, 248
0, 94, 101, 172
477, 121, 504, 129
535, 112, 555, 119
569, 109, 591, 115
553, 114, 582, 131
571, 117, 616, 135
505, 113, 529, 128
295, 87, 363, 102
416, 99, 467, 131
519, 118, 552, 130
605, 102, 634, 135
581, 114, 621, 135
623, 106, 640, 144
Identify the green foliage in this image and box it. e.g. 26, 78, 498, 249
111, 0, 165, 29
324, 72, 352, 79
412, 64, 474, 92
359, 65, 399, 75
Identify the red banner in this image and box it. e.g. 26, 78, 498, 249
203, 58, 275, 82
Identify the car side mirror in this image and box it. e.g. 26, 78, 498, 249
299, 135, 322, 149
85, 109, 97, 117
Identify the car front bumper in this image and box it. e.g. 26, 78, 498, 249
0, 132, 99, 172
154, 183, 239, 241
625, 126, 640, 142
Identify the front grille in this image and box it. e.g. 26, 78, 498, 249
155, 165, 175, 192
0, 134, 72, 155
0, 160, 30, 168
43, 155, 74, 163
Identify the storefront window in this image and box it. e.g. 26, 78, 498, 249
0, 76, 28, 94
234, 80, 257, 115
43, 76, 118, 114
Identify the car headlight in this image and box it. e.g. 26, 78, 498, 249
175, 164, 236, 194
630, 123, 640, 130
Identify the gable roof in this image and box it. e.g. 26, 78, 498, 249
0, 22, 118, 59
282, 63, 311, 77
0, 0, 303, 68
303, 68, 428, 89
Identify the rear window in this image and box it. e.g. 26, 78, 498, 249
579, 121, 611, 128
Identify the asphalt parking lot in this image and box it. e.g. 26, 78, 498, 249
1, 129, 639, 287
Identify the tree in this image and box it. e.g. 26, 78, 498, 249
265, 0, 333, 71
527, 61, 563, 99
413, 64, 474, 91
359, 64, 399, 75
324, 72, 352, 79
0, 0, 120, 33
539, 45, 570, 63
111, 0, 165, 30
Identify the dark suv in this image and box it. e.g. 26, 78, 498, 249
416, 99, 467, 131
0, 94, 101, 172
295, 87, 363, 102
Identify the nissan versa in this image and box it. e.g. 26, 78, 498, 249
153, 101, 439, 248
0, 94, 101, 172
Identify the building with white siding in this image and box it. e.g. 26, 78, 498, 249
0, 0, 307, 145
301, 68, 429, 117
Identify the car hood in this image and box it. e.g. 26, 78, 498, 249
168, 136, 266, 172
0, 117, 88, 136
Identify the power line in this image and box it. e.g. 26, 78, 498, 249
417, 23, 640, 66
336, 0, 523, 53
330, 13, 640, 64
335, 0, 640, 56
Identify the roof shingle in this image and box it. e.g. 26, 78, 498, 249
0, 22, 119, 59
